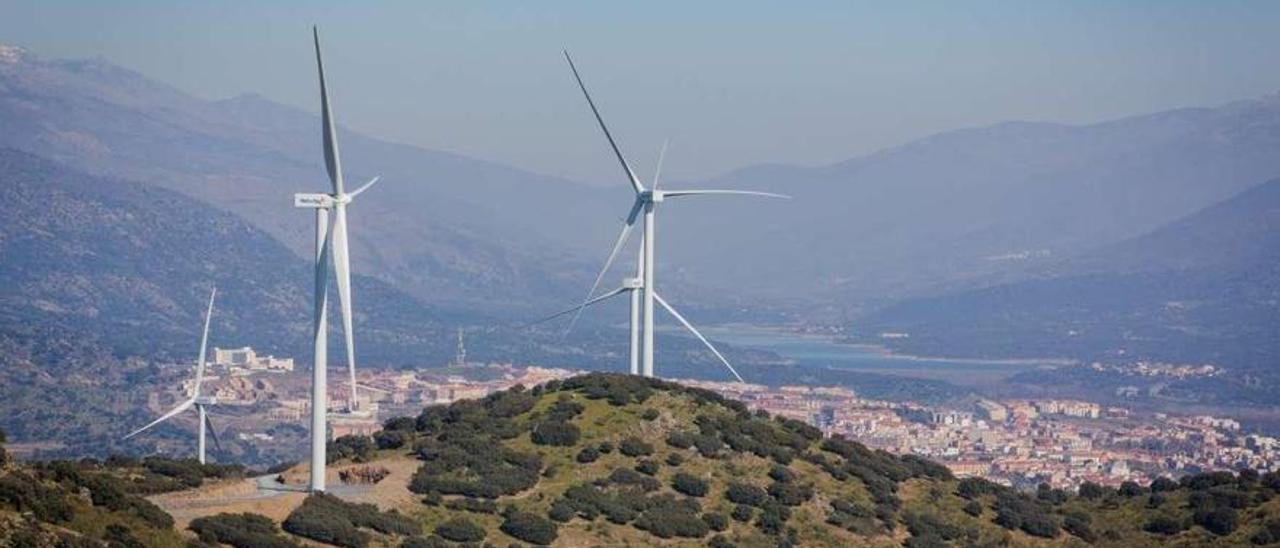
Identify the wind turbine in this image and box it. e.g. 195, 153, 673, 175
125, 288, 222, 464
293, 26, 380, 493
543, 52, 788, 383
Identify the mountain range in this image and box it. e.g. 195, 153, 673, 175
856, 177, 1280, 402
7, 41, 1280, 321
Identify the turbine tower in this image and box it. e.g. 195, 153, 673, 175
125, 288, 222, 464
293, 27, 380, 492
542, 52, 787, 382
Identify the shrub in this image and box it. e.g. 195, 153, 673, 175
374, 430, 410, 450
768, 465, 795, 483
1118, 481, 1145, 497
1144, 516, 1186, 535
1194, 507, 1238, 536
726, 482, 768, 507
962, 500, 982, 517
634, 496, 709, 539
598, 441, 614, 454
607, 468, 661, 492
1077, 481, 1107, 500
619, 437, 654, 457
1150, 476, 1178, 492
548, 500, 575, 522
443, 497, 498, 514
189, 513, 296, 548
768, 481, 813, 506
500, 511, 558, 545
575, 446, 600, 464
671, 473, 709, 497
731, 504, 753, 522
328, 435, 376, 464
530, 421, 580, 447
635, 459, 659, 476
665, 453, 685, 466
1062, 513, 1096, 543
665, 431, 696, 449
642, 408, 660, 421
709, 534, 736, 548
283, 493, 421, 548
702, 512, 729, 532
435, 518, 485, 542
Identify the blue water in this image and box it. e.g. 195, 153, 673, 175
703, 326, 1053, 384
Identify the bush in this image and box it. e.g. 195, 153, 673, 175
435, 518, 485, 542
768, 481, 813, 506
634, 495, 709, 539
1118, 481, 1145, 497
731, 504, 753, 522
1077, 481, 1108, 500
665, 430, 697, 449
189, 513, 296, 548
548, 500, 575, 522
283, 493, 421, 548
1150, 476, 1178, 492
575, 446, 600, 464
374, 430, 410, 450
1144, 516, 1186, 536
634, 459, 659, 476
1062, 513, 1096, 543
328, 435, 376, 463
598, 441, 614, 454
641, 408, 660, 421
619, 437, 654, 457
1194, 506, 1238, 536
665, 453, 685, 466
671, 473, 709, 497
702, 512, 729, 532
530, 421, 581, 447
709, 534, 736, 548
500, 511, 558, 545
726, 482, 768, 507
962, 500, 982, 517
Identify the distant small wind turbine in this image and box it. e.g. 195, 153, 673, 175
125, 288, 222, 464
292, 26, 381, 493
538, 52, 788, 382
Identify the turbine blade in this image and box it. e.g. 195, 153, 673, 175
652, 292, 745, 383
203, 408, 222, 455
652, 139, 669, 191
661, 189, 791, 199
563, 199, 643, 338
563, 50, 644, 194
524, 286, 629, 328
331, 206, 357, 409
194, 287, 216, 394
314, 26, 345, 195
124, 398, 195, 440
347, 176, 380, 198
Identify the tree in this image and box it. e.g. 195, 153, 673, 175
1194, 507, 1238, 536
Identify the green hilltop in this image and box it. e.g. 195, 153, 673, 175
5, 374, 1280, 547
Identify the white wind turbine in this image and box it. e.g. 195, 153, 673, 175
542, 52, 788, 382
293, 26, 380, 493
125, 288, 222, 464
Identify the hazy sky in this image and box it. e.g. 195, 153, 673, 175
3, 1, 1280, 183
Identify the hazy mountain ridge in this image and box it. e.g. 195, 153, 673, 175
0, 43, 617, 315
853, 178, 1280, 401
9, 42, 1280, 320
678, 94, 1280, 307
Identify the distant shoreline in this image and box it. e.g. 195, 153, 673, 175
709, 323, 1077, 367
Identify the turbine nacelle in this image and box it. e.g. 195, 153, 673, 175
295, 193, 336, 209
622, 277, 643, 289
640, 190, 664, 203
